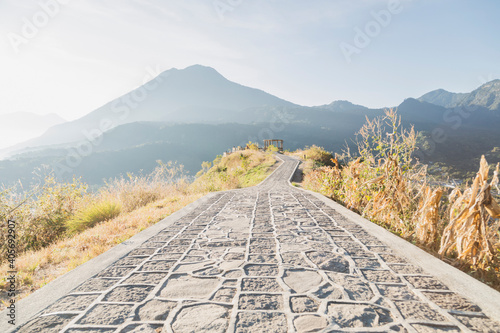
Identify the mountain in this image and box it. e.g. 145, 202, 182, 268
418, 89, 468, 108
2, 65, 296, 156
1, 66, 500, 186
460, 80, 500, 111
0, 112, 66, 149
317, 100, 369, 112
418, 79, 500, 111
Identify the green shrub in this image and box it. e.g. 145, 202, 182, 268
66, 199, 121, 234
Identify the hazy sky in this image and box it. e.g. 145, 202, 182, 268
1, 0, 499, 121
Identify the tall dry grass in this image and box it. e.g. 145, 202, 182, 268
0, 161, 187, 261
302, 109, 500, 288
439, 158, 500, 268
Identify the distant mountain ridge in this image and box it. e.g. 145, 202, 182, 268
1, 65, 500, 185
1, 65, 296, 156
418, 79, 500, 111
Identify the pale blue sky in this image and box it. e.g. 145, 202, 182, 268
1, 0, 499, 121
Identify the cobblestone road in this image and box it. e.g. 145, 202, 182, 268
17, 155, 500, 332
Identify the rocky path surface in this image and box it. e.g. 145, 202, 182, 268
12, 155, 500, 332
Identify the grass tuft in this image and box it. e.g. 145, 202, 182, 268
66, 199, 121, 234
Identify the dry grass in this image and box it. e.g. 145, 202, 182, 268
286, 145, 334, 175
415, 186, 443, 246
190, 149, 276, 192
439, 157, 500, 268
301, 109, 500, 289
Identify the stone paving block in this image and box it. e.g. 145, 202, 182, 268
367, 246, 393, 254
405, 276, 449, 290
194, 266, 224, 276
133, 299, 177, 321
451, 314, 500, 332
252, 232, 274, 238
158, 245, 189, 253
248, 246, 276, 254
140, 241, 167, 248
122, 272, 167, 285
290, 296, 319, 313
129, 248, 157, 256
224, 252, 245, 260
222, 279, 238, 286
395, 301, 447, 321
18, 314, 77, 333
326, 273, 374, 301
241, 277, 283, 292
327, 303, 393, 328
248, 254, 276, 263
312, 282, 344, 300
235, 312, 287, 333
353, 258, 382, 269
159, 275, 219, 299
379, 253, 409, 264
97, 266, 134, 278
173, 261, 213, 273
283, 269, 322, 293
244, 264, 279, 276
362, 269, 402, 283
293, 315, 328, 332
171, 304, 230, 333
343, 247, 376, 258
210, 287, 237, 303
181, 255, 205, 262
76, 303, 134, 325
103, 285, 154, 303
281, 252, 312, 267
422, 291, 482, 312
377, 284, 418, 301
169, 239, 192, 246
151, 253, 183, 260
388, 263, 425, 274
238, 293, 283, 310
223, 269, 242, 278
112, 256, 149, 267
306, 251, 350, 272
71, 278, 119, 293
43, 294, 100, 314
